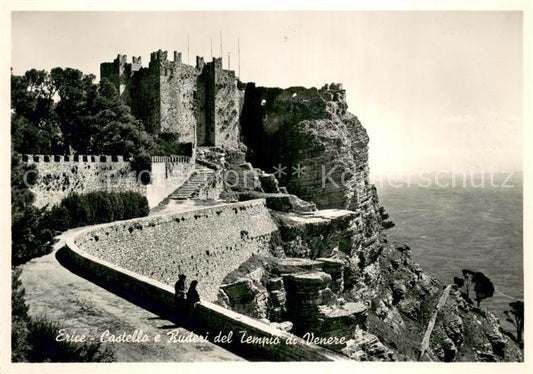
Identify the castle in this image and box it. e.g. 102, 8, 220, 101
100, 50, 242, 149
17, 50, 524, 362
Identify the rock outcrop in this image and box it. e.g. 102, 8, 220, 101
214, 82, 523, 362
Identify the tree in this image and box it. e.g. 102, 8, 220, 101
11, 154, 54, 265
89, 78, 152, 157
461, 269, 475, 299
378, 206, 395, 230
11, 70, 59, 155
456, 269, 494, 307
504, 300, 524, 343
472, 271, 494, 307
51, 67, 97, 153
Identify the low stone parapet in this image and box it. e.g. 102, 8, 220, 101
62, 224, 348, 361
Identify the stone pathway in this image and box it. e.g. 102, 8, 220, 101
419, 285, 452, 361
18, 230, 243, 362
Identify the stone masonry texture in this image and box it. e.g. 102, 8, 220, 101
75, 199, 279, 302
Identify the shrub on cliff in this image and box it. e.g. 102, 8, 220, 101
455, 269, 495, 307
378, 206, 395, 230
505, 300, 524, 344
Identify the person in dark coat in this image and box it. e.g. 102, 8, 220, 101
186, 280, 200, 327
174, 274, 187, 323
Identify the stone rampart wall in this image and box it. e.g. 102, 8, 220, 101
74, 199, 280, 302
21, 154, 195, 209
62, 232, 347, 361
22, 154, 143, 208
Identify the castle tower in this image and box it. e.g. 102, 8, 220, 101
101, 50, 243, 149
100, 54, 143, 103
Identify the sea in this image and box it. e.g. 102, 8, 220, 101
376, 172, 523, 330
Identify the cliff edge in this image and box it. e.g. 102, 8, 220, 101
223, 82, 523, 361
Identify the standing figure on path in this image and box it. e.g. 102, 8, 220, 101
186, 280, 200, 327
174, 274, 187, 323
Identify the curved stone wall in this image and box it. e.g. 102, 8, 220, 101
74, 199, 279, 302
63, 205, 347, 361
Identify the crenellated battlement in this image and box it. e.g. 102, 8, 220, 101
212, 57, 223, 71
102, 49, 241, 149
196, 56, 205, 70
319, 82, 346, 104
20, 154, 128, 163
117, 54, 127, 65
131, 56, 142, 72
151, 155, 191, 164
150, 49, 168, 62
320, 82, 345, 93
20, 154, 195, 165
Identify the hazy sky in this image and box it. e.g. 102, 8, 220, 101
11, 11, 523, 176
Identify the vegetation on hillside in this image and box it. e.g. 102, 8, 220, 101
454, 269, 495, 307
505, 300, 524, 344
378, 206, 395, 230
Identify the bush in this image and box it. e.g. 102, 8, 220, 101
55, 191, 149, 229
121, 191, 150, 220
60, 193, 92, 228
12, 268, 30, 361
26, 318, 115, 362
11, 154, 54, 266
379, 206, 395, 230
86, 192, 113, 224
45, 205, 70, 233
130, 153, 152, 185
11, 269, 115, 363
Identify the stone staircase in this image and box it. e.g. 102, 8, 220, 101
169, 166, 216, 200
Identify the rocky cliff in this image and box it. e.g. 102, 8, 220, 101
217, 82, 524, 361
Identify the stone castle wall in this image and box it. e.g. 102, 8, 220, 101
158, 57, 199, 141
145, 156, 195, 207
21, 154, 194, 209
101, 51, 241, 148
62, 231, 346, 361
22, 154, 143, 208
213, 64, 243, 149
74, 199, 280, 302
